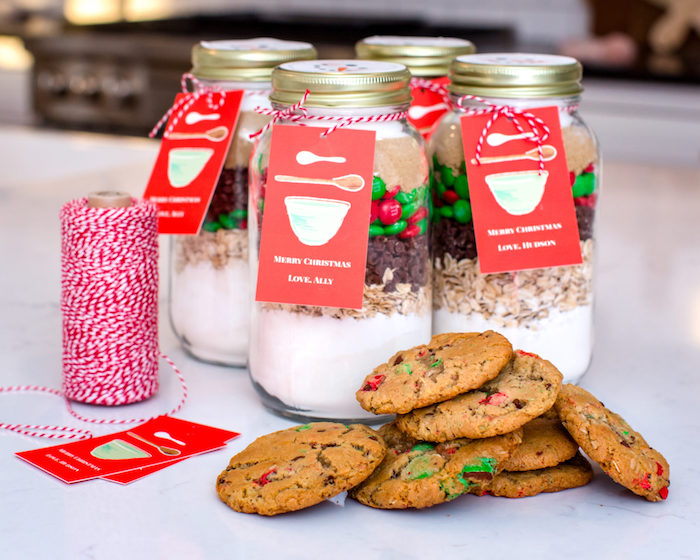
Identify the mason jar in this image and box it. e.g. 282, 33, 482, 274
430, 54, 599, 383
249, 60, 432, 420
355, 36, 475, 139
169, 38, 316, 366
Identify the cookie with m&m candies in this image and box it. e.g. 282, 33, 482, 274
555, 384, 670, 502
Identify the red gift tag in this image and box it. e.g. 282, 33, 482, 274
16, 416, 239, 484
255, 124, 376, 310
461, 105, 582, 274
143, 90, 243, 234
409, 76, 451, 140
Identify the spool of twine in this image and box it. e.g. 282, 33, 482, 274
60, 192, 160, 405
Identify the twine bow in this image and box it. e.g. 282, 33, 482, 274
457, 95, 551, 173
248, 90, 311, 139
149, 73, 226, 139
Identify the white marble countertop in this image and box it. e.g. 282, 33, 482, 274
0, 125, 698, 559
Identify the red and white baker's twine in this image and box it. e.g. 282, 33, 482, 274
0, 199, 187, 440
149, 73, 226, 139
249, 90, 409, 139
457, 95, 551, 173
410, 77, 451, 106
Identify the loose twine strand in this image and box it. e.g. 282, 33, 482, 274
0, 199, 187, 440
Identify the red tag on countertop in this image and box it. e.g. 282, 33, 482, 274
16, 416, 239, 484
143, 90, 243, 234
409, 76, 450, 140
255, 124, 376, 310
461, 105, 582, 274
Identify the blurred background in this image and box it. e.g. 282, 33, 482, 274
0, 0, 698, 166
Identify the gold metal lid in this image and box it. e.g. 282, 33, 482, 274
356, 36, 476, 78
191, 38, 317, 82
449, 53, 583, 98
270, 60, 412, 108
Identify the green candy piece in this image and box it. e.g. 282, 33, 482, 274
231, 208, 247, 220
383, 220, 407, 235
454, 174, 469, 199
372, 176, 386, 200
369, 223, 385, 237
411, 443, 436, 452
218, 213, 236, 229
439, 205, 454, 219
572, 172, 595, 197
401, 200, 421, 220
460, 160, 466, 174
416, 217, 428, 235
441, 165, 455, 187
435, 181, 447, 196
453, 199, 472, 224
201, 221, 221, 233
433, 153, 440, 169
395, 191, 414, 205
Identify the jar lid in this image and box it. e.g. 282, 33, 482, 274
355, 36, 476, 78
191, 38, 317, 82
270, 60, 412, 108
449, 53, 583, 98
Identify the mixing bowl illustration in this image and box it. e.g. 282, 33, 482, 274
167, 147, 214, 188
90, 439, 151, 460
484, 170, 549, 215
284, 196, 351, 246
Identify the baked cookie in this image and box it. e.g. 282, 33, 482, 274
395, 350, 563, 441
356, 331, 513, 415
350, 421, 522, 509
555, 384, 670, 502
216, 422, 386, 515
501, 414, 579, 471
487, 452, 593, 498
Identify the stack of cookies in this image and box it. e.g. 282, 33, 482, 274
215, 331, 670, 515
352, 331, 669, 508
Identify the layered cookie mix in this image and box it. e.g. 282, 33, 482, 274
250, 130, 433, 419
430, 111, 599, 383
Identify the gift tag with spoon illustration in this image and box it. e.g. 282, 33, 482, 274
460, 105, 582, 274
255, 124, 376, 310
143, 90, 243, 234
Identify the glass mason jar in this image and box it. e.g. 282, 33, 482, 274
249, 60, 432, 421
430, 54, 599, 384
355, 36, 475, 139
169, 38, 316, 366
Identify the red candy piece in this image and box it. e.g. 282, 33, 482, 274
656, 462, 664, 476
443, 190, 459, 204
659, 487, 669, 500
370, 200, 380, 223
383, 184, 400, 199
417, 348, 427, 357
378, 199, 402, 225
479, 392, 508, 406
398, 224, 420, 239
574, 193, 597, 208
239, 219, 247, 230
362, 374, 386, 392
584, 162, 595, 173
256, 468, 276, 486
517, 350, 540, 358
407, 206, 428, 224
633, 474, 652, 490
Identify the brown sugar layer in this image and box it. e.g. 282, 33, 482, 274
562, 124, 598, 176
174, 229, 248, 272
374, 136, 429, 193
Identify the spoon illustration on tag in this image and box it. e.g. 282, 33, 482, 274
127, 432, 181, 456
471, 145, 557, 165
486, 131, 535, 146
274, 174, 365, 192
154, 431, 186, 446
295, 151, 347, 165
185, 112, 220, 125
408, 103, 448, 120
168, 126, 229, 142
